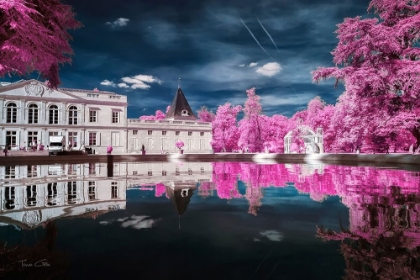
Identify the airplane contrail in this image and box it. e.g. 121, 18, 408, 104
256, 17, 281, 55
240, 17, 275, 60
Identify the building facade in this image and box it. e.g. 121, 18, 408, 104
0, 80, 212, 154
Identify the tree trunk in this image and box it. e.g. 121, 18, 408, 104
410, 127, 420, 151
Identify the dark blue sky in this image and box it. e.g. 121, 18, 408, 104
11, 0, 371, 118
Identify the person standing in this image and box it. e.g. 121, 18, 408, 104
3, 146, 8, 157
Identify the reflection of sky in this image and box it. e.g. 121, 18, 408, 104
0, 183, 348, 279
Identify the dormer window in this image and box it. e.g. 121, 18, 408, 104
181, 110, 189, 116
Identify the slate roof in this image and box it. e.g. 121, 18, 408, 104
165, 87, 197, 119
166, 184, 196, 216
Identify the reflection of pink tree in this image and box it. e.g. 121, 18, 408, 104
155, 183, 166, 197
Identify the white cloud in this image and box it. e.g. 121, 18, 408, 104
132, 74, 163, 84
256, 62, 282, 77
249, 62, 258, 67
121, 74, 163, 90
100, 79, 116, 87
260, 230, 283, 242
106, 18, 130, 27
239, 64, 245, 67
117, 83, 129, 88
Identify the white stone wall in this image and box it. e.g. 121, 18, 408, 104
127, 119, 212, 154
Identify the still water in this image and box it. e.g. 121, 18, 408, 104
0, 161, 419, 279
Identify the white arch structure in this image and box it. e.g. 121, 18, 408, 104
284, 126, 324, 154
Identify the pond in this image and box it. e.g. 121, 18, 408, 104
0, 161, 419, 279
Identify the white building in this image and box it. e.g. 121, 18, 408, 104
0, 80, 212, 154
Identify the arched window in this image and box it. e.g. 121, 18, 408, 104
6, 103, 17, 123
49, 105, 59, 124
28, 104, 38, 124
68, 106, 78, 125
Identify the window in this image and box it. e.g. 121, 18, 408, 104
69, 132, 78, 148
49, 105, 59, 124
28, 104, 38, 124
111, 182, 118, 199
89, 110, 97, 122
47, 183, 58, 206
133, 130, 138, 135
6, 131, 17, 148
148, 171, 152, 176
89, 132, 97, 146
148, 130, 152, 135
188, 131, 192, 136
5, 166, 16, 179
175, 131, 180, 136
27, 165, 37, 178
89, 162, 96, 175
67, 181, 77, 204
111, 132, 120, 146
162, 131, 167, 136
133, 171, 138, 175
201, 167, 204, 174
88, 182, 96, 201
68, 106, 78, 125
49, 131, 59, 136
28, 131, 38, 145
6, 103, 17, 123
188, 168, 192, 175
175, 167, 180, 176
26, 185, 37, 207
181, 109, 189, 116
200, 132, 204, 136
162, 170, 167, 176
5, 187, 16, 210
112, 111, 119, 123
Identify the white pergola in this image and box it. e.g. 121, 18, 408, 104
284, 126, 324, 154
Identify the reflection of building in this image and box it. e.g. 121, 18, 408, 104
165, 181, 196, 216
0, 179, 126, 229
318, 186, 420, 279
0, 80, 212, 154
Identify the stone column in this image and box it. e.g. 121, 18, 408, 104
20, 99, 26, 124
0, 98, 4, 122
40, 101, 46, 123
61, 103, 67, 125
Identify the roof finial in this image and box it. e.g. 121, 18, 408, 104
178, 78, 181, 89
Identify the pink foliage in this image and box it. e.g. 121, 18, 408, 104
155, 183, 166, 197
139, 109, 166, 120
238, 88, 264, 152
0, 0, 82, 88
211, 103, 242, 152
312, 0, 420, 149
175, 140, 184, 150
197, 106, 215, 122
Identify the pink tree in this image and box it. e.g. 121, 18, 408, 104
312, 0, 420, 149
197, 106, 215, 122
211, 103, 242, 152
238, 87, 264, 152
175, 140, 184, 150
0, 0, 82, 88
139, 109, 167, 120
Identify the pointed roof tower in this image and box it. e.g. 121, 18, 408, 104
165, 78, 197, 120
